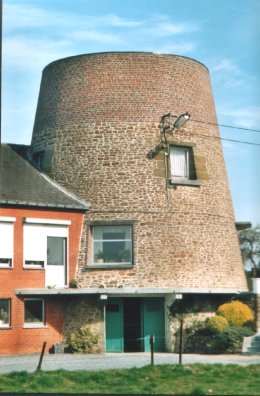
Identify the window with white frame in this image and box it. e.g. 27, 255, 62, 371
93, 225, 132, 265
23, 224, 45, 268
0, 217, 15, 268
0, 299, 10, 327
170, 146, 190, 179
24, 299, 44, 327
23, 219, 69, 269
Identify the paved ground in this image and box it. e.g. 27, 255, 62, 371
0, 353, 260, 373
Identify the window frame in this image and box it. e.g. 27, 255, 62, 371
24, 298, 45, 328
0, 298, 11, 328
23, 219, 70, 272
88, 222, 134, 269
0, 217, 16, 269
168, 144, 202, 187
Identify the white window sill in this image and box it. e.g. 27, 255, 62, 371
87, 263, 134, 269
0, 324, 10, 329
169, 179, 202, 187
23, 266, 45, 270
0, 265, 13, 269
23, 324, 47, 329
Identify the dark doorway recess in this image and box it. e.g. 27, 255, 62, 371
123, 298, 142, 352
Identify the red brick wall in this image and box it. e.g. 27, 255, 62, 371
0, 207, 84, 354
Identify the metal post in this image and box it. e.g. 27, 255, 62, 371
179, 318, 183, 364
150, 335, 155, 366
37, 341, 46, 371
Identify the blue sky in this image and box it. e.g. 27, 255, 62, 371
2, 0, 260, 225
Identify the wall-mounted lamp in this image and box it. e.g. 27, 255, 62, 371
148, 112, 191, 159
159, 112, 191, 136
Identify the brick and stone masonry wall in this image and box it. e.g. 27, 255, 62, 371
31, 52, 247, 291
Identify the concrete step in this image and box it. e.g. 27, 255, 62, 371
247, 347, 260, 353
242, 333, 260, 355
251, 341, 260, 347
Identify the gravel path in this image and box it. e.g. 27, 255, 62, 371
0, 353, 259, 373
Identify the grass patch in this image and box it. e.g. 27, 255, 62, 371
0, 364, 259, 394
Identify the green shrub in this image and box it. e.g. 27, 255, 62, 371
183, 324, 254, 354
185, 321, 209, 336
206, 315, 229, 333
217, 326, 254, 352
67, 326, 100, 353
217, 300, 254, 327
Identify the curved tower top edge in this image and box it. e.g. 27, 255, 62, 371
42, 51, 209, 73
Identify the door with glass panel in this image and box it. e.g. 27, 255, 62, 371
46, 236, 67, 288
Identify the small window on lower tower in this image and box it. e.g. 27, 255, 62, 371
93, 225, 132, 265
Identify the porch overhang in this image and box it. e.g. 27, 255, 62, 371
14, 286, 246, 298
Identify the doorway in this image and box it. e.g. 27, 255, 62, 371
105, 297, 165, 352
124, 298, 142, 352
46, 236, 67, 288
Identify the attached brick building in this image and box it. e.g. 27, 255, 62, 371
1, 52, 248, 354
0, 144, 89, 354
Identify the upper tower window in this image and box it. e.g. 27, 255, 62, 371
30, 147, 53, 173
170, 146, 190, 179
32, 151, 45, 170
168, 145, 203, 187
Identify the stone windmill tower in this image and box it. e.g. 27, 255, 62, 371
31, 52, 247, 352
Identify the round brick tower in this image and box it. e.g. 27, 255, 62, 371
31, 52, 247, 291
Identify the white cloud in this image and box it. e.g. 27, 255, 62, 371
3, 3, 199, 72
154, 21, 199, 36
3, 3, 143, 32
211, 58, 239, 73
210, 57, 259, 98
3, 36, 72, 70
218, 106, 260, 129
3, 2, 84, 30
2, 1, 200, 144
67, 30, 122, 43
152, 41, 198, 54
222, 140, 248, 156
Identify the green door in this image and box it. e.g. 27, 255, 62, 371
106, 299, 124, 352
143, 298, 165, 352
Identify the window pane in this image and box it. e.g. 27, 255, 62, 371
0, 223, 13, 265
24, 300, 43, 323
93, 225, 131, 240
93, 225, 132, 264
47, 237, 66, 266
24, 224, 46, 263
0, 299, 10, 326
24, 260, 44, 267
170, 147, 189, 178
